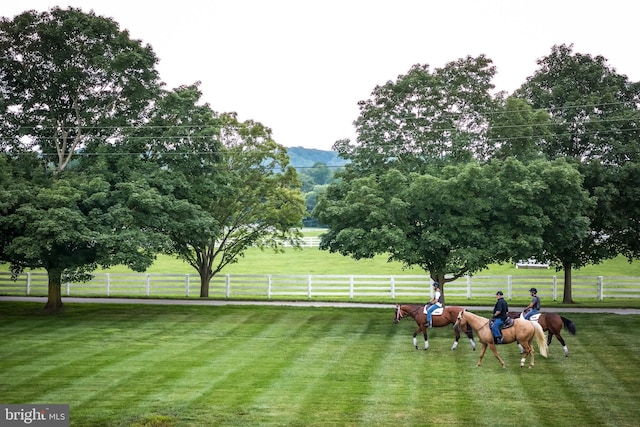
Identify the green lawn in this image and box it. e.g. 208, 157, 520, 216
91, 246, 640, 277
1, 302, 639, 426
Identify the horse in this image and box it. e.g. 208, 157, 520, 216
454, 309, 548, 368
393, 304, 476, 351
508, 311, 577, 357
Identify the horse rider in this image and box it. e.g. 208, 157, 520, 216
523, 287, 540, 320
491, 291, 509, 344
424, 282, 443, 328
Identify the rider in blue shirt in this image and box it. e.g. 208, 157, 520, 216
424, 282, 443, 328
524, 287, 540, 320
491, 291, 508, 344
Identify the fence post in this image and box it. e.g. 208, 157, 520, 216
66, 282, 71, 296
185, 274, 190, 298
598, 276, 604, 301
146, 274, 151, 296
507, 276, 513, 299
225, 275, 230, 299
26, 272, 31, 296
307, 275, 312, 299
466, 275, 471, 299
390, 276, 395, 299
267, 275, 272, 300
552, 276, 557, 301
349, 276, 354, 299
106, 273, 110, 297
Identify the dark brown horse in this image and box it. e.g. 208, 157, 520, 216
508, 311, 577, 357
393, 304, 476, 351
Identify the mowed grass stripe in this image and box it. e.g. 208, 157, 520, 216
143, 311, 317, 404
565, 315, 640, 426
192, 311, 376, 424
71, 308, 299, 422
153, 308, 324, 415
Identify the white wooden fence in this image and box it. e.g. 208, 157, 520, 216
1, 271, 639, 301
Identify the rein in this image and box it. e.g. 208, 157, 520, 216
461, 311, 491, 332
396, 304, 423, 321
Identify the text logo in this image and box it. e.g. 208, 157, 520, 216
1, 404, 69, 426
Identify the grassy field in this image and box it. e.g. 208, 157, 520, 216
2, 227, 639, 277
89, 246, 640, 277
1, 302, 639, 426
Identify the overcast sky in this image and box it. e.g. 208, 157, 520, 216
4, 1, 639, 151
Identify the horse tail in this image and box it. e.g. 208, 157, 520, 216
561, 316, 577, 335
532, 321, 548, 358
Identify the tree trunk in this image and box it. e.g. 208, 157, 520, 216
562, 261, 574, 304
44, 268, 64, 313
199, 266, 214, 298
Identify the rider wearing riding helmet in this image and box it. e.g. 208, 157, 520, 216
424, 281, 443, 328
524, 287, 540, 320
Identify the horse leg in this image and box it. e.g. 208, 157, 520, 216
423, 328, 429, 351
413, 327, 428, 350
554, 332, 569, 357
476, 343, 488, 367
465, 325, 476, 351
520, 340, 535, 368
451, 325, 460, 350
487, 343, 505, 368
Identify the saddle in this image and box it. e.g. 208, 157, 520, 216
490, 317, 514, 330
519, 312, 541, 322
423, 305, 444, 316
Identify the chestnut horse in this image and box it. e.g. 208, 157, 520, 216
454, 309, 548, 368
509, 311, 577, 357
393, 304, 476, 351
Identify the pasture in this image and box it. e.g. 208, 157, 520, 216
1, 302, 639, 426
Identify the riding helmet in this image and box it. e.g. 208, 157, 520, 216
529, 288, 537, 294
433, 282, 440, 289
496, 291, 504, 296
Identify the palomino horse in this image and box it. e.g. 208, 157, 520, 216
393, 304, 476, 351
454, 309, 548, 368
509, 311, 577, 357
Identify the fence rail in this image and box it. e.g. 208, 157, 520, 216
2, 272, 639, 301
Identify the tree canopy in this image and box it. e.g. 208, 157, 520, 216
319, 46, 639, 302
121, 84, 306, 297
516, 44, 640, 301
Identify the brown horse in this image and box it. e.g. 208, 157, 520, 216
508, 311, 577, 357
454, 309, 548, 368
393, 304, 476, 351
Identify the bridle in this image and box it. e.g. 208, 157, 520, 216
394, 304, 423, 323
394, 305, 404, 323
456, 309, 490, 332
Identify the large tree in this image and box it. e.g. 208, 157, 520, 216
314, 159, 588, 301
333, 55, 498, 175
126, 84, 306, 297
516, 44, 640, 302
0, 7, 163, 312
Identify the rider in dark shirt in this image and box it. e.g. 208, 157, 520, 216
524, 287, 540, 320
491, 291, 508, 344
